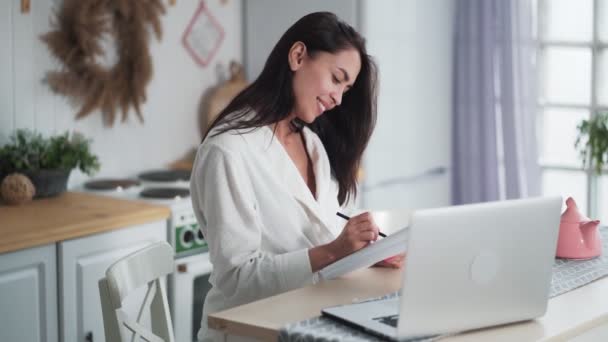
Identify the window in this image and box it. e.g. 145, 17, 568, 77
536, 0, 608, 221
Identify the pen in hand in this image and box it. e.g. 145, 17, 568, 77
336, 212, 387, 238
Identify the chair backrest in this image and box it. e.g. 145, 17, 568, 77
98, 241, 175, 342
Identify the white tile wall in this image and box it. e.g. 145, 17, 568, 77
0, 1, 15, 143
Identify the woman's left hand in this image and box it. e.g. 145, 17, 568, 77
373, 253, 406, 269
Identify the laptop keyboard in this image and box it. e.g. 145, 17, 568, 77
373, 314, 399, 327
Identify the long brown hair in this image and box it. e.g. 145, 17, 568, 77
204, 12, 378, 205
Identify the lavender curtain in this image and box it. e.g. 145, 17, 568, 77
452, 0, 540, 205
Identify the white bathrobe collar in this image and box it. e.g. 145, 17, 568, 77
250, 125, 339, 239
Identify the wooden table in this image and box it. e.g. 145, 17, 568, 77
208, 267, 608, 341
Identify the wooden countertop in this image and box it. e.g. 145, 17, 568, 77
0, 192, 171, 254
209, 267, 608, 341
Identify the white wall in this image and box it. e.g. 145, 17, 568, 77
0, 0, 242, 187
243, 0, 359, 81
361, 0, 454, 210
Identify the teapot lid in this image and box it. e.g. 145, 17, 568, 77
561, 197, 591, 223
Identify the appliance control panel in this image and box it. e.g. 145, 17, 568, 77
172, 208, 208, 257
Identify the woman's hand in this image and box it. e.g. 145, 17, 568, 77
373, 253, 406, 269
309, 212, 379, 272
329, 212, 380, 258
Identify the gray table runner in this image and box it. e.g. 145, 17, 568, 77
279, 227, 608, 342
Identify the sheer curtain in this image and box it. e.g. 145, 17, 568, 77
451, 0, 540, 204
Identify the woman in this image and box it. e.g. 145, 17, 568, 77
190, 11, 404, 341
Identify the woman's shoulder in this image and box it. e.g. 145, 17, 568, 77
193, 135, 242, 174
198, 122, 270, 166
203, 128, 244, 150
203, 125, 266, 151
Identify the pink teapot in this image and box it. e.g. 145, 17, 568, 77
556, 197, 602, 259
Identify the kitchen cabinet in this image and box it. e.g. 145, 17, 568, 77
0, 244, 58, 342
0, 192, 170, 342
58, 220, 166, 342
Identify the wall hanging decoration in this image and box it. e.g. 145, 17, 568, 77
182, 0, 224, 67
40, 0, 165, 126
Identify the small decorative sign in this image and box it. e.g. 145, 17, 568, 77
182, 1, 225, 67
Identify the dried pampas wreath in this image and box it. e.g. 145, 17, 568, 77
41, 0, 165, 126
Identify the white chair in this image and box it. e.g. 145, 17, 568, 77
98, 241, 175, 342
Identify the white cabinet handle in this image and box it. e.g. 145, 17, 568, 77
362, 166, 448, 192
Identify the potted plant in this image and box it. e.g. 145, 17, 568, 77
575, 111, 608, 174
0, 129, 100, 198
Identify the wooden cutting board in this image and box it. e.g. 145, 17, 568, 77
200, 61, 248, 137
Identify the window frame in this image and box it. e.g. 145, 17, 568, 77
536, 0, 608, 218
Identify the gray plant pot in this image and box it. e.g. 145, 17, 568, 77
24, 169, 72, 198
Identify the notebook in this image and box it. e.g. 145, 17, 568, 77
319, 226, 409, 280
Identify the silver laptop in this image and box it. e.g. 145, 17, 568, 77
321, 196, 563, 341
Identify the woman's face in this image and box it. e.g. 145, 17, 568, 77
289, 44, 361, 123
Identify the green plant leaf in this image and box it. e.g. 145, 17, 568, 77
576, 112, 608, 174
0, 129, 100, 176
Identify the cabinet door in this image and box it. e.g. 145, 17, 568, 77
0, 244, 58, 342
59, 220, 166, 342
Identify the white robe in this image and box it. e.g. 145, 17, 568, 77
190, 124, 350, 341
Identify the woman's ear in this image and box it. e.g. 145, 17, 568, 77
288, 41, 307, 71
